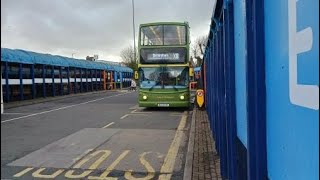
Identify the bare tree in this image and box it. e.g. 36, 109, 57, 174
120, 45, 138, 70
191, 35, 208, 66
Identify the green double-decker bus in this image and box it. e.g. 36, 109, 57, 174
137, 22, 190, 108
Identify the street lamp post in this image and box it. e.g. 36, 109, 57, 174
132, 0, 136, 63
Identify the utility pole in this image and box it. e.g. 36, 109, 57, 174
132, 0, 136, 64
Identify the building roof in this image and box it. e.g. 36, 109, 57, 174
1, 48, 133, 73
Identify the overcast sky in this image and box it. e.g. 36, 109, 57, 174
1, 0, 215, 62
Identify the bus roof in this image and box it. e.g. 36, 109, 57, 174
139, 22, 189, 27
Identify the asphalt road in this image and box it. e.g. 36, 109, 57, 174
1, 90, 191, 179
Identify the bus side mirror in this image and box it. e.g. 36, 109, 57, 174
134, 71, 139, 80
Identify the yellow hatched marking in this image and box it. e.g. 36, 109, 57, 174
32, 168, 64, 178
88, 150, 130, 180
13, 167, 34, 177
125, 152, 155, 180
159, 111, 187, 180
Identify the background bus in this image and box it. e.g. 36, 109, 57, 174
137, 22, 190, 108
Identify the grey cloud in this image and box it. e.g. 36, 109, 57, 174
1, 0, 214, 61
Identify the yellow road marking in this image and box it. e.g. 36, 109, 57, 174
74, 150, 111, 169
65, 170, 93, 179
177, 112, 187, 130
88, 150, 130, 180
88, 150, 112, 170
124, 152, 155, 180
159, 111, 188, 180
13, 167, 34, 177
72, 148, 94, 163
32, 168, 64, 178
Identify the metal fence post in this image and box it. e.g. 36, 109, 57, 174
245, 0, 267, 179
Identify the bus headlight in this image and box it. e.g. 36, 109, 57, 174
180, 95, 185, 100
143, 95, 148, 100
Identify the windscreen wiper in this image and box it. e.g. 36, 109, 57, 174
172, 85, 178, 91
149, 82, 160, 91
149, 85, 156, 91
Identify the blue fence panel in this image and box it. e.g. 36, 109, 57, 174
223, 2, 237, 179
233, 0, 248, 149
203, 0, 318, 179
264, 0, 319, 179
218, 23, 228, 178
245, 0, 267, 178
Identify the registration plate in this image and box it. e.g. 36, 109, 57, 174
158, 103, 170, 107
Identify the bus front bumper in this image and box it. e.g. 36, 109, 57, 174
139, 101, 190, 108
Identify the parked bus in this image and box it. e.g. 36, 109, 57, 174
137, 22, 190, 108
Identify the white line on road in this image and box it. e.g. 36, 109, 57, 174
130, 109, 152, 114
2, 112, 30, 115
1, 92, 130, 124
102, 122, 114, 129
120, 114, 129, 119
129, 104, 139, 110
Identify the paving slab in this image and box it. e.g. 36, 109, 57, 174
184, 108, 222, 180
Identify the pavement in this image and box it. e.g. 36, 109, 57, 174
184, 107, 222, 180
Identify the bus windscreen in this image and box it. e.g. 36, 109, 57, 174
140, 25, 186, 46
